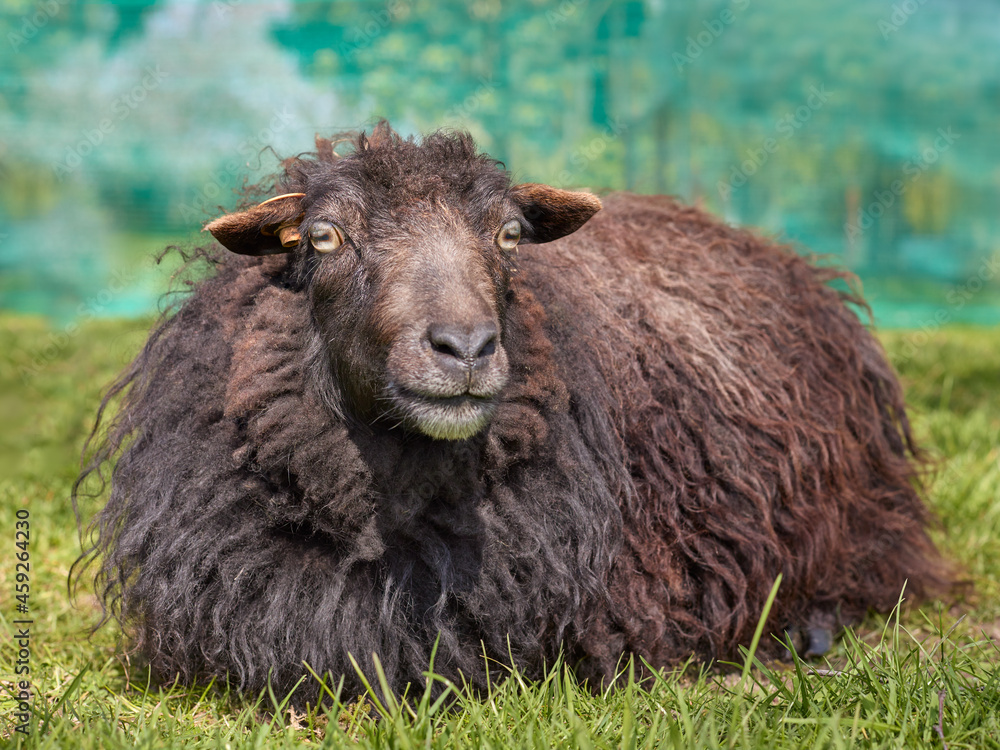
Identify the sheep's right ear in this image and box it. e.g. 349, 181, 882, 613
204, 193, 305, 255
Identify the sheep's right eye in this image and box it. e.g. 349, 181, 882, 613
309, 221, 346, 253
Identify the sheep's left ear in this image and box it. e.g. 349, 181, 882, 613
510, 183, 602, 244
203, 193, 305, 255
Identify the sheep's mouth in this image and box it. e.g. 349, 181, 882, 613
390, 387, 498, 441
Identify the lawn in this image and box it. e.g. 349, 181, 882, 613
1, 315, 998, 748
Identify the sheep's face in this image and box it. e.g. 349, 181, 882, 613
205, 128, 600, 440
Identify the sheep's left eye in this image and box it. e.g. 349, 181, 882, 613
309, 221, 346, 253
496, 220, 521, 251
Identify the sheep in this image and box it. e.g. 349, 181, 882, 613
76, 121, 948, 706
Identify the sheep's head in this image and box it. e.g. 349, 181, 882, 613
205, 124, 601, 441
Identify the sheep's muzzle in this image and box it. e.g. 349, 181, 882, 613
384, 318, 510, 441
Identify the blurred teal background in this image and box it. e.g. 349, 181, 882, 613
1, 0, 998, 326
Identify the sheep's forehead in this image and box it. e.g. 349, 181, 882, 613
308, 143, 511, 232
308, 156, 513, 238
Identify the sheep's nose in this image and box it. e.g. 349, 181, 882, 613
428, 322, 498, 368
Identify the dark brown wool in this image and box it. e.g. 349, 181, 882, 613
75, 123, 948, 705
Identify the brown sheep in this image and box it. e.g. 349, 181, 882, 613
76, 121, 947, 705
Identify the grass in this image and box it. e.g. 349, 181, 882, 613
1, 314, 998, 748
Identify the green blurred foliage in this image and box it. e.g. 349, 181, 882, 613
1, 0, 998, 323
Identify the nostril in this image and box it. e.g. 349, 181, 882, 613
427, 323, 498, 363
428, 325, 466, 361
477, 336, 496, 359
430, 336, 461, 360
469, 326, 497, 360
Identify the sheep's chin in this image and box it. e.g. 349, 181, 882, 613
397, 394, 497, 441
